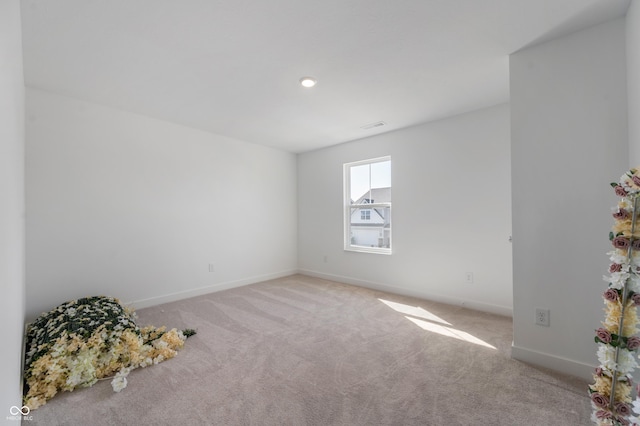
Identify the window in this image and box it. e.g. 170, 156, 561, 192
344, 156, 391, 254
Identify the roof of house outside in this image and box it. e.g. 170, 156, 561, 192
353, 187, 391, 204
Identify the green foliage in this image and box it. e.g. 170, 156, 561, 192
24, 296, 139, 370
182, 329, 197, 338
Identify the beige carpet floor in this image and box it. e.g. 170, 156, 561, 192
26, 274, 590, 425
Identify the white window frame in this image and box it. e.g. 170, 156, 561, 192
344, 156, 392, 255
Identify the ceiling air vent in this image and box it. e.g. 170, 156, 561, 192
360, 121, 386, 130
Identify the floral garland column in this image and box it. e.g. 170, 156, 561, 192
590, 169, 640, 425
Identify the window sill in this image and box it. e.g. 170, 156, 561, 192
344, 246, 392, 255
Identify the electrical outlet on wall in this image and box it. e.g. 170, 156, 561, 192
535, 308, 550, 327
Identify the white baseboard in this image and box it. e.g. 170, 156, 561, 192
126, 269, 298, 310
297, 269, 513, 317
511, 344, 595, 382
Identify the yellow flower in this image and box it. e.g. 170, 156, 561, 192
30, 354, 53, 377
161, 329, 186, 349
67, 334, 84, 353
44, 383, 58, 399
592, 375, 632, 402
25, 395, 46, 411
603, 301, 639, 336
612, 219, 640, 238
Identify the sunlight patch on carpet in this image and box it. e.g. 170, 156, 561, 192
378, 299, 451, 325
405, 316, 497, 349
378, 298, 496, 349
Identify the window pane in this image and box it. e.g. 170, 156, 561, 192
370, 160, 391, 189
350, 164, 370, 203
350, 160, 391, 204
344, 156, 391, 254
349, 206, 390, 249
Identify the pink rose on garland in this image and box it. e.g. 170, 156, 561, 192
615, 185, 629, 197
610, 263, 624, 273
604, 288, 619, 302
627, 336, 640, 351
614, 416, 631, 426
615, 401, 631, 416
613, 236, 631, 250
632, 175, 640, 187
614, 209, 631, 220
596, 328, 613, 344
591, 392, 610, 409
595, 410, 613, 420
632, 293, 640, 306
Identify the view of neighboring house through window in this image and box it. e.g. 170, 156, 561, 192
344, 156, 391, 254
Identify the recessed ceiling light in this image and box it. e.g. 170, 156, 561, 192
299, 77, 317, 88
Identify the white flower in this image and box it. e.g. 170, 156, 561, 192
26, 347, 36, 360
51, 344, 66, 358
153, 340, 168, 349
632, 398, 640, 414
606, 276, 625, 291
604, 271, 631, 289
621, 174, 638, 193
111, 375, 127, 392
597, 345, 619, 372
607, 251, 625, 264
65, 307, 77, 317
111, 367, 131, 392
630, 274, 640, 293
615, 348, 640, 374
140, 357, 153, 368
66, 371, 82, 388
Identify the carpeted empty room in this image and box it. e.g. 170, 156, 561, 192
27, 275, 589, 425
8, 1, 640, 425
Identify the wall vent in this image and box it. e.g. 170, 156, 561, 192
360, 121, 386, 130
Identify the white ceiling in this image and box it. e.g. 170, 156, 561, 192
20, 0, 631, 153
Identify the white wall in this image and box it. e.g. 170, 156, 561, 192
0, 0, 25, 414
629, 0, 640, 166
298, 103, 513, 316
510, 18, 628, 380
25, 89, 297, 320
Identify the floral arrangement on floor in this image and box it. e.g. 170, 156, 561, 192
590, 168, 640, 425
23, 295, 196, 410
